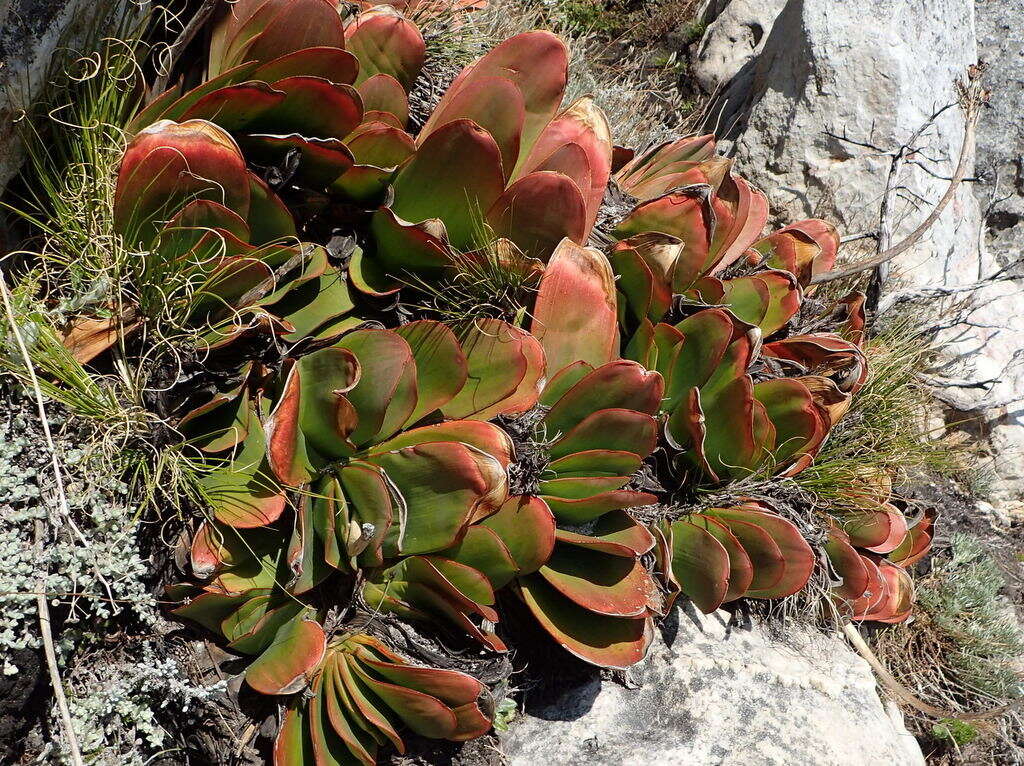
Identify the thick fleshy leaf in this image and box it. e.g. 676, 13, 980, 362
314, 661, 376, 766
366, 441, 507, 554
531, 239, 619, 373
753, 377, 826, 471
443, 319, 544, 420
703, 512, 783, 594
668, 519, 731, 613
613, 187, 714, 289
554, 510, 655, 557
441, 525, 518, 589
689, 514, 754, 602
516, 97, 611, 232
332, 329, 417, 446
706, 174, 769, 273
517, 574, 652, 669
333, 655, 405, 753
695, 377, 771, 481
762, 334, 869, 394
349, 661, 458, 738
392, 321, 467, 424
201, 416, 287, 527
251, 46, 360, 84
543, 360, 663, 438
825, 531, 870, 602
389, 119, 505, 251
488, 172, 588, 260
615, 134, 717, 195
274, 703, 315, 765
542, 490, 656, 526
756, 219, 839, 287
357, 74, 410, 126
242, 133, 355, 187
245, 614, 326, 695
479, 495, 556, 575
115, 120, 250, 245
539, 544, 656, 617
345, 7, 426, 88
539, 474, 632, 498
420, 74, 524, 177
609, 234, 677, 326
843, 507, 910, 554
210, 0, 347, 75
546, 449, 642, 478
426, 31, 568, 173
374, 413, 510, 459
247, 175, 297, 244
707, 507, 814, 598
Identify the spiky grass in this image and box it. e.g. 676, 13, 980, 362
0, 8, 216, 515
791, 313, 969, 513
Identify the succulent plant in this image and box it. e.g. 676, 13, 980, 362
652, 501, 816, 614
275, 633, 491, 764
113, 118, 361, 352
358, 31, 613, 294
131, 0, 424, 194
97, 5, 941, 763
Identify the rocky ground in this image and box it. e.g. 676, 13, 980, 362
1, 0, 1022, 764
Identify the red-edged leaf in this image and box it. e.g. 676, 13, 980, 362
345, 6, 426, 88
245, 614, 326, 695
517, 574, 653, 669
389, 119, 505, 250
488, 172, 588, 260
667, 518, 730, 613
479, 495, 557, 575
531, 239, 619, 373
543, 360, 663, 437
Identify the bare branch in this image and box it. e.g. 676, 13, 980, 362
151, 0, 219, 95
811, 68, 988, 286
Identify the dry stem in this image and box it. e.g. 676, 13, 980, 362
811, 67, 988, 286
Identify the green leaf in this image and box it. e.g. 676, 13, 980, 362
517, 574, 652, 669
245, 613, 325, 695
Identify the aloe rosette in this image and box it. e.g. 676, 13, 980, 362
114, 118, 362, 351
131, 0, 424, 195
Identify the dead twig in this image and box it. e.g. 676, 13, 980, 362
844, 622, 1023, 721
811, 66, 989, 286
151, 0, 219, 95
0, 278, 85, 766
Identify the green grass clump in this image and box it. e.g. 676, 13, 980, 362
931, 719, 980, 747
791, 315, 967, 513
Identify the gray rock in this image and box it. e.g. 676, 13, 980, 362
0, 0, 110, 188
501, 607, 924, 766
689, 0, 1024, 498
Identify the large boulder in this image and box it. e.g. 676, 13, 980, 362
501, 607, 924, 765
0, 0, 106, 188
689, 0, 1024, 498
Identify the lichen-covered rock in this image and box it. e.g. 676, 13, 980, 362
501, 607, 924, 766
687, 0, 1024, 499
0, 0, 112, 188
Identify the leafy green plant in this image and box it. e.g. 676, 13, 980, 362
21, 0, 948, 762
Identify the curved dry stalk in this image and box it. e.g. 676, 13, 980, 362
843, 622, 1021, 722
0, 278, 86, 766
811, 68, 987, 286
